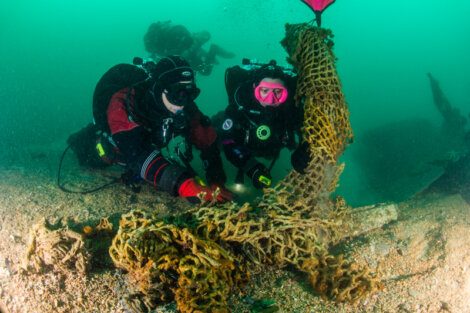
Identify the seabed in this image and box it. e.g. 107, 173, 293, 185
0, 146, 469, 313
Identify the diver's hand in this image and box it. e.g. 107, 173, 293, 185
246, 163, 272, 189
224, 144, 252, 168
178, 178, 230, 203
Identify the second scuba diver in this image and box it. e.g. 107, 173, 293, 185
215, 59, 310, 190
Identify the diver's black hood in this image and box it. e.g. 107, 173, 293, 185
134, 79, 199, 130
129, 79, 170, 125
151, 55, 196, 88
134, 55, 198, 122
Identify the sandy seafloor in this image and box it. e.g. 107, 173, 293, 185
0, 144, 469, 313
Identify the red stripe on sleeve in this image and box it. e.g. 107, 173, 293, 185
153, 163, 169, 188
144, 156, 162, 179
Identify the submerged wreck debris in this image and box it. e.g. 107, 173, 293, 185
427, 73, 467, 142
422, 74, 470, 201
108, 23, 386, 312
23, 219, 90, 274
424, 153, 470, 203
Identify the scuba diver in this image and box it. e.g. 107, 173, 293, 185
66, 56, 232, 203
144, 21, 193, 57
144, 21, 235, 76
215, 59, 310, 190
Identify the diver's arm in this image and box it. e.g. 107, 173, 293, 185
221, 139, 272, 189
107, 90, 192, 195
200, 143, 227, 186
188, 109, 227, 186
113, 128, 228, 202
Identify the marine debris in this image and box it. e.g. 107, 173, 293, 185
108, 24, 386, 312
279, 23, 353, 209
109, 208, 248, 312
23, 219, 90, 274
22, 216, 116, 275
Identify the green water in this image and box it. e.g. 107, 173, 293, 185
1, 0, 469, 205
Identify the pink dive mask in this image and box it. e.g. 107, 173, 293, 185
254, 81, 288, 107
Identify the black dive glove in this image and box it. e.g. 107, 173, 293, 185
246, 162, 272, 189
224, 143, 252, 168
291, 142, 311, 174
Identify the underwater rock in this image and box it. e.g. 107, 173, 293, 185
347, 203, 398, 238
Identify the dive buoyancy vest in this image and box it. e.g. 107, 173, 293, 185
92, 63, 150, 133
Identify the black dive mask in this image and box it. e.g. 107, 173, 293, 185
164, 82, 200, 107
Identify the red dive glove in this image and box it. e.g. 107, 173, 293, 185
178, 178, 231, 203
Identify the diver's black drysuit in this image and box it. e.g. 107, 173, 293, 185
215, 63, 308, 189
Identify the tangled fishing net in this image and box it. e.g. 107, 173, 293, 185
278, 24, 353, 210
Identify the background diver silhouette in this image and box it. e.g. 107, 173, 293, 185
144, 21, 235, 76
